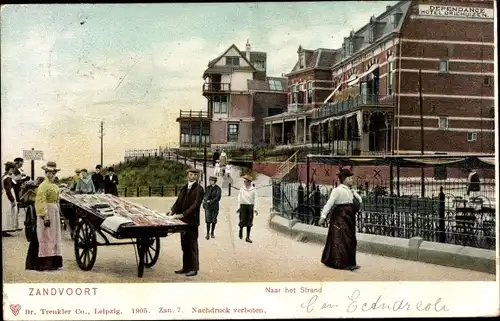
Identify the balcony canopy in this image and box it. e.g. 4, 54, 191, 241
348, 64, 379, 86
307, 154, 496, 169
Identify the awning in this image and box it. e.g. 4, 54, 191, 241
478, 157, 496, 166
323, 82, 342, 103
345, 74, 358, 85
347, 64, 379, 86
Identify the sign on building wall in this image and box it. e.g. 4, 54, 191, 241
418, 5, 494, 19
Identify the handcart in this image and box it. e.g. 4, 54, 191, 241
59, 191, 186, 278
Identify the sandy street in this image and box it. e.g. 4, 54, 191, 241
2, 196, 494, 284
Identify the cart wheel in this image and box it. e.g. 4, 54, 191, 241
143, 237, 161, 268
24, 205, 36, 242
136, 239, 146, 278
74, 219, 98, 271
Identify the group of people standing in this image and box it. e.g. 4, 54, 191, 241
69, 165, 119, 196
167, 167, 258, 277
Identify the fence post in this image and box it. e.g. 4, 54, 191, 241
438, 186, 446, 243
203, 147, 207, 190
124, 187, 128, 197
314, 185, 321, 223
136, 187, 140, 197
161, 186, 164, 197
149, 186, 152, 197
228, 183, 231, 196
194, 159, 196, 168
175, 185, 178, 196
297, 184, 305, 221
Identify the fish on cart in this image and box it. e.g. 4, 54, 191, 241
58, 190, 187, 278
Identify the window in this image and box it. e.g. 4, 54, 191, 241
387, 61, 394, 95
227, 123, 239, 142
438, 116, 449, 130
213, 96, 228, 113
226, 56, 240, 66
292, 86, 298, 103
467, 132, 477, 143
347, 40, 354, 56
368, 25, 375, 43
254, 61, 265, 70
299, 54, 305, 68
483, 77, 491, 85
439, 60, 449, 72
268, 108, 283, 116
307, 82, 313, 103
269, 79, 283, 91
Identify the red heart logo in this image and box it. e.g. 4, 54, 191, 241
10, 304, 21, 316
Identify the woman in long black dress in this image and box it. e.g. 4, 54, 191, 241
318, 168, 362, 271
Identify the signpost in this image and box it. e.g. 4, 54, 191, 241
23, 148, 44, 180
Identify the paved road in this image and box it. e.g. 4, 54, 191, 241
2, 197, 494, 283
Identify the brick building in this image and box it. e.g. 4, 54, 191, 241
281, 0, 495, 155
262, 46, 336, 145
177, 40, 287, 148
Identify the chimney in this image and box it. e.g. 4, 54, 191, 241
245, 39, 251, 60
386, 5, 391, 11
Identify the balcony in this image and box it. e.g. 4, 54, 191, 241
287, 103, 313, 113
312, 94, 394, 120
202, 82, 231, 95
176, 110, 211, 122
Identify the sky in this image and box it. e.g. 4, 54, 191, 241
1, 1, 398, 178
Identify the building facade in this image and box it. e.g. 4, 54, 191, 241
177, 40, 287, 148
273, 0, 495, 155
263, 46, 336, 146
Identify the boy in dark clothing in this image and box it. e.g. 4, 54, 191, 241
203, 176, 222, 239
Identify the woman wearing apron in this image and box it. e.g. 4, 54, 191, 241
25, 161, 64, 271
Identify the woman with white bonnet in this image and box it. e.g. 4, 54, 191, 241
26, 161, 64, 271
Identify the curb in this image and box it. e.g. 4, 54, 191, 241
269, 214, 496, 274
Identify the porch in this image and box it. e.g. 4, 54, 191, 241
176, 110, 211, 148
263, 111, 312, 146
310, 105, 394, 156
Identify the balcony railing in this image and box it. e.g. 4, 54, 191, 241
178, 110, 210, 119
312, 94, 394, 119
202, 82, 231, 93
287, 103, 312, 113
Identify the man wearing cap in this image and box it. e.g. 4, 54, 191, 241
237, 174, 258, 243
318, 168, 362, 271
203, 176, 222, 240
2, 161, 18, 236
168, 167, 204, 277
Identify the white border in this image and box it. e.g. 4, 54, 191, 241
2, 2, 499, 321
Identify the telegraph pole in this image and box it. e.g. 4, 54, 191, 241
99, 121, 104, 167
418, 69, 425, 198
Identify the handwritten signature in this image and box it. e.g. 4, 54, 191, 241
300, 290, 449, 313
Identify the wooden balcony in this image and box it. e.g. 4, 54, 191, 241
312, 94, 394, 120
202, 82, 231, 95
176, 110, 211, 122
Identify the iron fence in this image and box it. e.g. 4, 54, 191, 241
116, 185, 182, 197
272, 180, 496, 250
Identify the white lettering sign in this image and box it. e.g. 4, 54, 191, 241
23, 150, 44, 161
419, 5, 494, 19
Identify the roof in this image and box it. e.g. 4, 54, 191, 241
263, 109, 312, 121
331, 1, 411, 68
287, 47, 337, 76
247, 77, 287, 91
204, 44, 257, 76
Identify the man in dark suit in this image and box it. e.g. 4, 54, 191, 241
104, 167, 119, 196
169, 168, 204, 277
203, 176, 222, 240
91, 165, 105, 193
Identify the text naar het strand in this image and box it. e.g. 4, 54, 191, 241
265, 287, 449, 314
